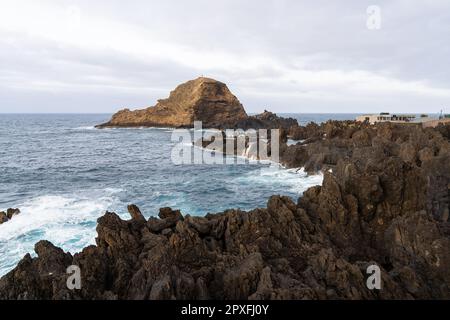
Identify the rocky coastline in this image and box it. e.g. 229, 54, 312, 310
1, 120, 449, 299
0, 208, 20, 225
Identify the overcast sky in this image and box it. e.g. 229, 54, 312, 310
0, 0, 449, 114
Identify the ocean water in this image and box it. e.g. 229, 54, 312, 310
0, 113, 356, 276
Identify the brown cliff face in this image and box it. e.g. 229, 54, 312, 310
97, 77, 248, 128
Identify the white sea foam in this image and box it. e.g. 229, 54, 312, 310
72, 126, 96, 130
0, 188, 124, 276
238, 166, 323, 195
151, 127, 176, 131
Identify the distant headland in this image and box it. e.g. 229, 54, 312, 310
96, 77, 297, 130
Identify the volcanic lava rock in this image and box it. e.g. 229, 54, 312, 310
147, 207, 183, 233
96, 77, 248, 129
6, 208, 20, 219
0, 212, 8, 224
254, 110, 298, 128
289, 122, 321, 140
127, 204, 146, 223
232, 110, 298, 130
288, 120, 360, 141
281, 122, 450, 174
1, 122, 450, 300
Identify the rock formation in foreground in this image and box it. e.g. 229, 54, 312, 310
1, 122, 449, 300
96, 77, 248, 128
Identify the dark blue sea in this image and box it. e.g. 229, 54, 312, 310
0, 113, 357, 275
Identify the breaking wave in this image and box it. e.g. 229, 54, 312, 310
0, 189, 123, 276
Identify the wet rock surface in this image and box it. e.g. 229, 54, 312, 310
0, 208, 20, 225
1, 122, 450, 300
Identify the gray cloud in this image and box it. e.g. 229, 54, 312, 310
0, 0, 449, 113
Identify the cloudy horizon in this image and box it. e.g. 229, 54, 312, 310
0, 0, 449, 114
